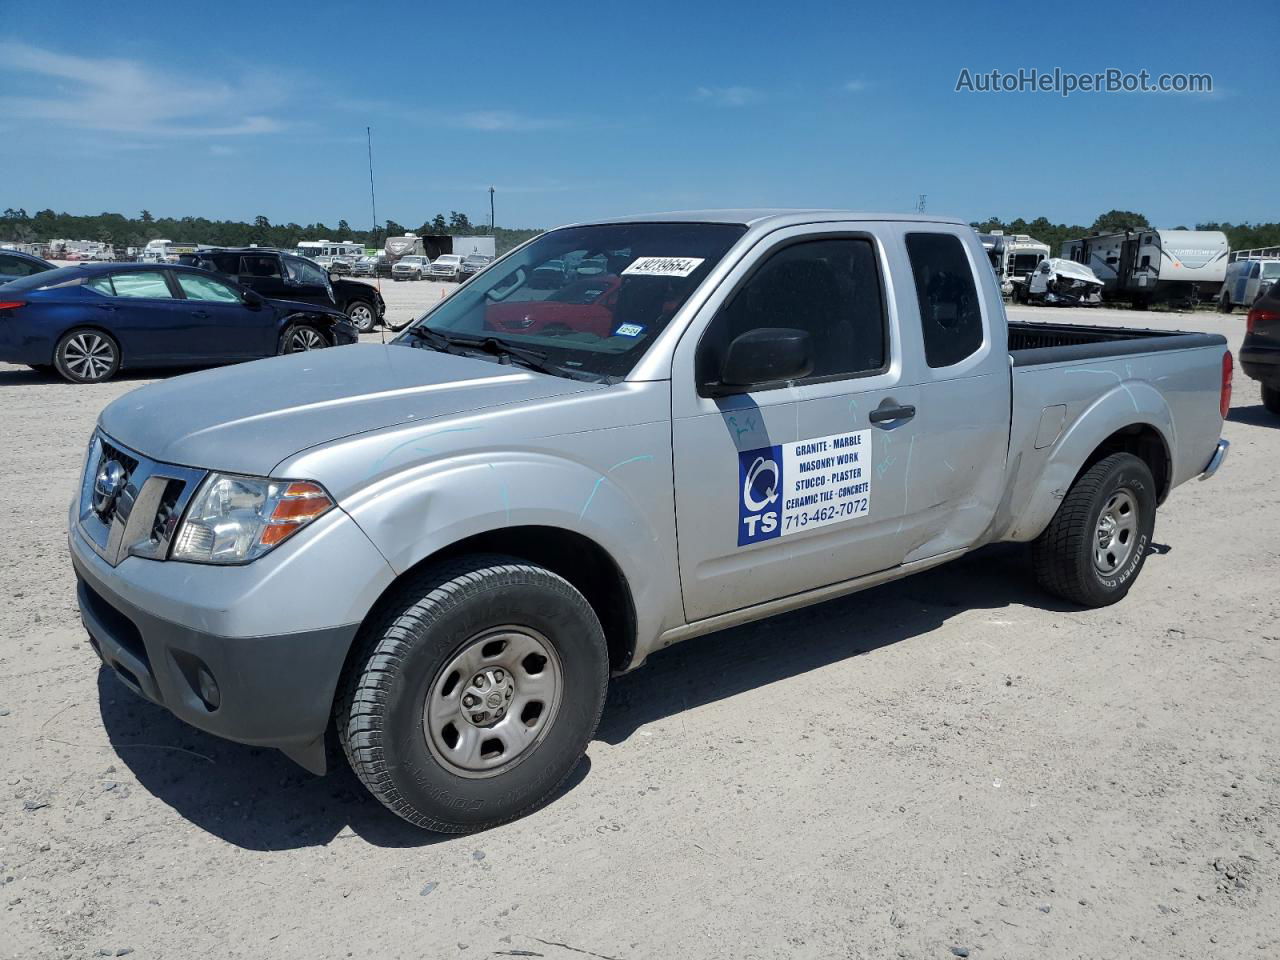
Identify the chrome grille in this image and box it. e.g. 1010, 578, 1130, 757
78, 432, 208, 566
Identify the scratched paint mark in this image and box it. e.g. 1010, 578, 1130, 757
876, 455, 897, 478
487, 463, 511, 524
942, 459, 956, 472
371, 426, 480, 473
726, 415, 758, 442
580, 454, 656, 520
1063, 366, 1140, 412
896, 436, 917, 533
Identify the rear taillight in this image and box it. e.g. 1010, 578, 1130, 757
0, 300, 26, 311
1221, 350, 1233, 419
1246, 306, 1279, 334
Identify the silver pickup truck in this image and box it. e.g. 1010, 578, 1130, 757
70, 211, 1231, 832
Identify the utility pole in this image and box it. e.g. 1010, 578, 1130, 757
489, 186, 495, 234
367, 126, 378, 249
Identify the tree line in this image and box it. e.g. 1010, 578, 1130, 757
5, 206, 1279, 260
0, 208, 542, 256
970, 209, 1280, 257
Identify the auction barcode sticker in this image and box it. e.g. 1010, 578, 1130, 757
622, 256, 705, 278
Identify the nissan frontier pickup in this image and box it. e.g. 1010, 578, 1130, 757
70, 211, 1231, 832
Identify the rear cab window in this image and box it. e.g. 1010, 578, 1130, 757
905, 232, 984, 368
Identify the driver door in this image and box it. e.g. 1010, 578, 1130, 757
173, 271, 271, 359
670, 226, 923, 622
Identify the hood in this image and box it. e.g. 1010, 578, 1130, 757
1043, 258, 1104, 286
98, 343, 596, 475
270, 296, 346, 317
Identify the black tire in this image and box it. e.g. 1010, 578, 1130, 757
1263, 384, 1280, 415
346, 300, 376, 333
278, 322, 328, 354
1032, 452, 1157, 608
336, 555, 609, 832
1218, 293, 1234, 314
53, 328, 121, 383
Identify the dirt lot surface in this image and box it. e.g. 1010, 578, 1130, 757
1, 299, 1276, 960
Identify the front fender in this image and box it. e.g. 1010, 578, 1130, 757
1006, 379, 1174, 542
336, 445, 683, 656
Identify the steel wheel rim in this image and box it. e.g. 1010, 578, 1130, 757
350, 304, 372, 329
288, 328, 324, 352
1094, 488, 1139, 575
63, 333, 114, 380
423, 626, 564, 779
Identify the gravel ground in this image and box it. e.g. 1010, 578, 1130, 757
1, 297, 1277, 960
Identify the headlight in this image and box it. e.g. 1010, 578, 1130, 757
171, 473, 335, 564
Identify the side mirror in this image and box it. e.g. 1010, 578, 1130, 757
243, 289, 265, 309
713, 327, 813, 394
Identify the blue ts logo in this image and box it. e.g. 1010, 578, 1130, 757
738, 445, 783, 545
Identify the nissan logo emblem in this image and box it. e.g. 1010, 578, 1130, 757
92, 459, 127, 516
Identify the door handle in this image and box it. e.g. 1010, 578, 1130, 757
190, 310, 210, 319
869, 403, 916, 425
95, 303, 116, 311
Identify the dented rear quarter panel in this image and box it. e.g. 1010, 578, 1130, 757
992, 343, 1228, 543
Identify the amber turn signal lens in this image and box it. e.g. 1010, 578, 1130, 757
255, 481, 334, 549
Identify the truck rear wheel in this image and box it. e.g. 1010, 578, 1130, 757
336, 556, 609, 832
1032, 453, 1157, 607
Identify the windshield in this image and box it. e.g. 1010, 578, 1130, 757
395, 222, 745, 381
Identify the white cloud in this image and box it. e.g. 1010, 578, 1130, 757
693, 85, 761, 107
452, 111, 568, 132
0, 42, 286, 138
844, 79, 871, 93
209, 145, 237, 156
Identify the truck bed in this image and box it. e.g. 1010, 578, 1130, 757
1009, 321, 1224, 366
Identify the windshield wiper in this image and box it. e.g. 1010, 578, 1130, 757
405, 326, 575, 379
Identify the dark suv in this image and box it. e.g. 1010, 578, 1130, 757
181, 248, 386, 333
1241, 284, 1280, 415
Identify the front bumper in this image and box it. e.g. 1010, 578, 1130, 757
69, 503, 396, 773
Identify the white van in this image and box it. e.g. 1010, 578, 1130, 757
1219, 257, 1280, 312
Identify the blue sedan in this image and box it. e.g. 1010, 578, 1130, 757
0, 263, 358, 383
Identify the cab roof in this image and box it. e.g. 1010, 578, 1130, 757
568, 209, 967, 228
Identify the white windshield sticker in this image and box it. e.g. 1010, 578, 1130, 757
622, 256, 705, 278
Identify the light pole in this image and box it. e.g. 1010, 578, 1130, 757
489, 186, 495, 234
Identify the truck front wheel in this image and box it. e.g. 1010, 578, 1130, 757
336, 556, 609, 832
1032, 453, 1157, 607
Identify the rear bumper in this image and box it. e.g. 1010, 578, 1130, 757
1240, 342, 1280, 384
0, 314, 54, 365
1199, 439, 1229, 481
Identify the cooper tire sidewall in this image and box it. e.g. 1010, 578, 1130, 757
379, 578, 605, 826
1083, 460, 1156, 601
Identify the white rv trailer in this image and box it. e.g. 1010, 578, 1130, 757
295, 240, 365, 260
1061, 229, 1229, 305
976, 230, 1049, 297
383, 233, 426, 263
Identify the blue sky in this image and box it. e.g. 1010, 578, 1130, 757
1, 0, 1273, 231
